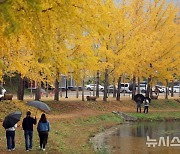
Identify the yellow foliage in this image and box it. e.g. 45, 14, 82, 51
0, 0, 179, 85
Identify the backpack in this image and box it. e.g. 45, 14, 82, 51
144, 99, 149, 106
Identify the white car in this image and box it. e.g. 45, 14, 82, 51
152, 85, 166, 93
136, 84, 147, 93
0, 86, 6, 99
108, 85, 117, 93
85, 84, 104, 91
157, 85, 166, 93
120, 83, 131, 93
169, 86, 180, 93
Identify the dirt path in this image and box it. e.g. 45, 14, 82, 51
48, 109, 106, 121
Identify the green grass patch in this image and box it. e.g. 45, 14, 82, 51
128, 111, 180, 121
150, 99, 180, 109
49, 113, 123, 154
75, 113, 123, 125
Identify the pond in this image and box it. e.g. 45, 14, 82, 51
91, 121, 180, 154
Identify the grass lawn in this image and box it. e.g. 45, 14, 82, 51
128, 111, 180, 121
127, 99, 180, 121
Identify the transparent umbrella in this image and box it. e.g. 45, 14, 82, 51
27, 101, 50, 113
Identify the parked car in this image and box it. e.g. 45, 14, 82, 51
136, 84, 146, 93
85, 84, 104, 91
68, 86, 83, 91
108, 85, 117, 93
169, 85, 180, 93
135, 83, 148, 93
31, 88, 48, 94
156, 85, 166, 93
120, 83, 131, 93
152, 85, 167, 93
59, 87, 66, 91
0, 86, 6, 100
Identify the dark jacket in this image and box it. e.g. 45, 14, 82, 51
37, 121, 50, 132
22, 116, 37, 131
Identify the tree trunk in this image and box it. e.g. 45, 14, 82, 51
54, 79, 59, 101
76, 84, 79, 98
171, 80, 174, 97
82, 79, 85, 101
116, 76, 121, 101
17, 74, 24, 101
60, 88, 62, 97
10, 77, 13, 93
46, 82, 49, 97
30, 80, 33, 98
146, 77, 151, 98
132, 76, 136, 100
150, 87, 153, 98
122, 75, 125, 96
113, 85, 117, 98
0, 83, 2, 95
165, 79, 168, 99
65, 76, 68, 98
137, 77, 140, 94
112, 77, 116, 97
96, 71, 100, 98
93, 75, 96, 96
103, 69, 108, 102
35, 82, 41, 101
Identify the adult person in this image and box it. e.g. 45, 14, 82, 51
136, 97, 142, 113
37, 113, 50, 151
155, 86, 159, 96
22, 111, 36, 151
5, 123, 17, 151
144, 97, 150, 113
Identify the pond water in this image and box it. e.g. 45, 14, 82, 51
91, 121, 180, 154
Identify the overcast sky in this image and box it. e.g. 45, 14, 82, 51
166, 0, 179, 6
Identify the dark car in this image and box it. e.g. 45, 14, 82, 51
68, 86, 83, 91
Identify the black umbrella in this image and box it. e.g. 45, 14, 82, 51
134, 94, 145, 103
27, 101, 50, 113
3, 111, 22, 129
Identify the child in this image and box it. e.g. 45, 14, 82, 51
144, 98, 150, 113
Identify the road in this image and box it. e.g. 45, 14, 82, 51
36, 90, 180, 100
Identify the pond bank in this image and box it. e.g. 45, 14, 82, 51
127, 111, 180, 121
53, 111, 180, 153
90, 121, 180, 154
90, 111, 180, 153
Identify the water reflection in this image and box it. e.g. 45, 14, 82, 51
95, 121, 180, 154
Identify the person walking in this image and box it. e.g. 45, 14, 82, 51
144, 98, 150, 113
5, 123, 17, 151
37, 113, 50, 151
22, 111, 36, 151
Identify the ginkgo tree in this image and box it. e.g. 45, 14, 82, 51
131, 0, 180, 97
0, 0, 179, 102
